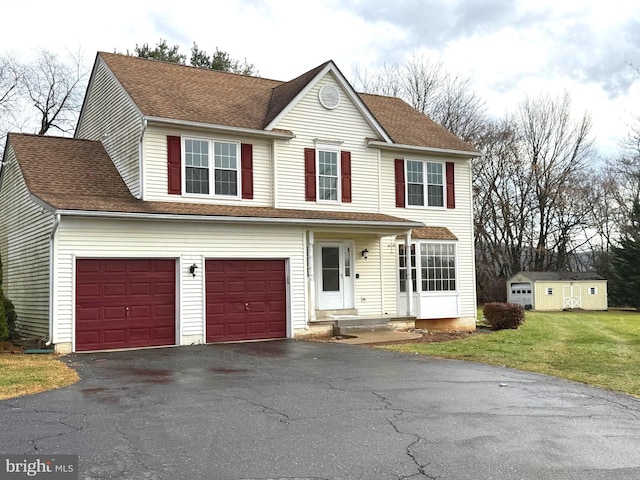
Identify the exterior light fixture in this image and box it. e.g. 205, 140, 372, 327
189, 263, 198, 277
361, 249, 369, 260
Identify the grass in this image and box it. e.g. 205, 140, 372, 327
0, 355, 79, 400
381, 309, 640, 397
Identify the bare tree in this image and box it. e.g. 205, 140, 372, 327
515, 92, 595, 270
23, 49, 87, 135
352, 55, 487, 144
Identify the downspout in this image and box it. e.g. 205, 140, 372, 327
138, 118, 147, 200
45, 213, 61, 346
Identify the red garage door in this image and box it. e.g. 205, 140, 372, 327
76, 259, 176, 351
206, 259, 287, 342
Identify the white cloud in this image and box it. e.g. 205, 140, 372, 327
1, 0, 639, 156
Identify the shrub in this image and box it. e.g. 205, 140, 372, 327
3, 297, 17, 339
483, 302, 525, 330
0, 294, 7, 342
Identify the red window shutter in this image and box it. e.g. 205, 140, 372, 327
241, 143, 254, 199
395, 158, 405, 208
341, 151, 352, 203
304, 148, 316, 201
167, 136, 181, 195
446, 161, 455, 209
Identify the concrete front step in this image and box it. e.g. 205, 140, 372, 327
334, 323, 394, 336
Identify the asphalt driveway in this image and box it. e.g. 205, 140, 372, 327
2, 340, 640, 479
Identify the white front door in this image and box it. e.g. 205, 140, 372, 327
317, 242, 354, 310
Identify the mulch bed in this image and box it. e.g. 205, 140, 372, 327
305, 329, 489, 346
0, 339, 47, 354
370, 330, 481, 346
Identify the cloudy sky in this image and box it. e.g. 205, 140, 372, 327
2, 0, 639, 156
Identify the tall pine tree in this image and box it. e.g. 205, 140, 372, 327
611, 201, 640, 309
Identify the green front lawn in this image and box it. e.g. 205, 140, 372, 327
381, 310, 640, 397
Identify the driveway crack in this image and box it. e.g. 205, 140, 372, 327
371, 392, 438, 480
231, 396, 291, 424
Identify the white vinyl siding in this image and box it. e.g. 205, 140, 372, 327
0, 148, 54, 338
53, 218, 306, 345
75, 58, 143, 197
273, 75, 381, 212
380, 153, 476, 320
313, 232, 386, 317
143, 126, 272, 206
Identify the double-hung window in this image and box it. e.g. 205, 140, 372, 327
406, 160, 444, 207
185, 139, 210, 194
184, 138, 239, 197
318, 150, 339, 201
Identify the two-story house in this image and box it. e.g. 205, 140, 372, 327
0, 53, 480, 353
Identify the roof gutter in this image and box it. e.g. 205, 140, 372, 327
54, 209, 424, 229
144, 116, 296, 140
367, 140, 482, 158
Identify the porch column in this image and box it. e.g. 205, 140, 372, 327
405, 230, 413, 317
308, 230, 316, 322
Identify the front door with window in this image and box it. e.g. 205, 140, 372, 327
316, 242, 354, 310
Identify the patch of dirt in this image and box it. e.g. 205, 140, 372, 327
304, 329, 490, 346
0, 338, 48, 354
370, 330, 481, 346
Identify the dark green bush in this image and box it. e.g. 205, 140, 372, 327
0, 294, 7, 342
483, 302, 525, 330
3, 297, 17, 339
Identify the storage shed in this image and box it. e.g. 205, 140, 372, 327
507, 272, 608, 311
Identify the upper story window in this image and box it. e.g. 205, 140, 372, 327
184, 138, 239, 197
406, 160, 444, 207
318, 150, 339, 201
185, 139, 210, 194
396, 158, 454, 209
304, 146, 352, 203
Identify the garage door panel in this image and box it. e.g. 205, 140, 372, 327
206, 259, 286, 342
76, 259, 176, 351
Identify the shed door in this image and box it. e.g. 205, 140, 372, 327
563, 285, 581, 308
76, 259, 176, 351
206, 259, 287, 342
509, 282, 532, 307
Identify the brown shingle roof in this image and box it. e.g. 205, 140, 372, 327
8, 133, 422, 227
359, 94, 476, 152
97, 53, 477, 153
518, 271, 606, 282
398, 227, 458, 241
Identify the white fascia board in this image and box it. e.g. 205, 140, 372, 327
55, 208, 424, 230
367, 140, 482, 158
264, 63, 392, 143
145, 117, 295, 140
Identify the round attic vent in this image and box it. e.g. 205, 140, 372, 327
319, 84, 340, 109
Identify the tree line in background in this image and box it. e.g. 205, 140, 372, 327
355, 55, 639, 308
1, 43, 638, 309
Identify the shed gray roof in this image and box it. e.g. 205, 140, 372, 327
517, 271, 606, 282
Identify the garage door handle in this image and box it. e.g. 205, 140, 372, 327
245, 303, 250, 311
125, 306, 130, 318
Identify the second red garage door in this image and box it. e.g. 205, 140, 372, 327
76, 259, 176, 351
206, 259, 287, 342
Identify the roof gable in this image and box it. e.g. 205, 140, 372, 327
95, 52, 476, 153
